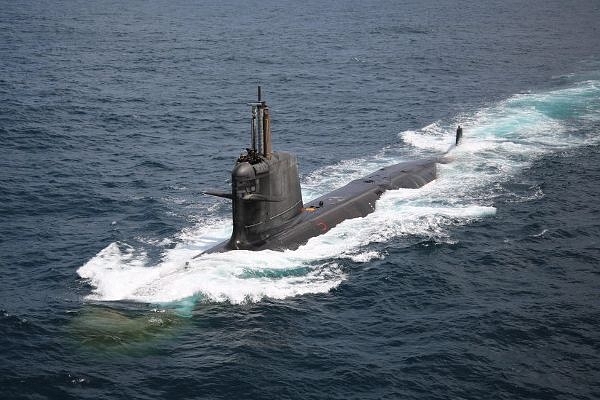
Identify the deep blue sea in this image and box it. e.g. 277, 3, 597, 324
1, 0, 599, 399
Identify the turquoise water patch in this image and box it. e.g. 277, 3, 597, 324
507, 80, 600, 121
236, 266, 313, 279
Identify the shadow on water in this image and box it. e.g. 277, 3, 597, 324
68, 302, 188, 355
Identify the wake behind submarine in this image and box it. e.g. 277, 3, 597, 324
197, 87, 462, 256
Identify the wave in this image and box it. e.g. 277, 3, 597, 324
78, 79, 600, 305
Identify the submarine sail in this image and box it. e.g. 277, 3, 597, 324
217, 87, 304, 251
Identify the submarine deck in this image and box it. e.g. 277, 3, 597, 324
203, 158, 438, 253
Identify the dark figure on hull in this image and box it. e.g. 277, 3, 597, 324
197, 88, 460, 256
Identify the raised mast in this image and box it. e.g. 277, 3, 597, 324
247, 86, 272, 162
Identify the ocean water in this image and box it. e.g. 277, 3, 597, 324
1, 0, 599, 399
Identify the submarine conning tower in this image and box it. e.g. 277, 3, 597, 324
227, 87, 303, 250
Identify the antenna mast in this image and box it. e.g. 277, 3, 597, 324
247, 86, 272, 161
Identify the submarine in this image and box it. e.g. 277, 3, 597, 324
197, 87, 461, 256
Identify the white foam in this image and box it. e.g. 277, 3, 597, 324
79, 237, 346, 304
78, 80, 600, 305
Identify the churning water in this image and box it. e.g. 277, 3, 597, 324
1, 1, 599, 399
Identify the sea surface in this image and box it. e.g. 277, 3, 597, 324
1, 0, 599, 399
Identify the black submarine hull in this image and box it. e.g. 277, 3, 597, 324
203, 157, 438, 254
195, 88, 458, 257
